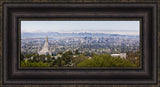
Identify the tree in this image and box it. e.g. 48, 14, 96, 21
126, 50, 140, 66
52, 51, 74, 67
25, 53, 33, 58
73, 55, 88, 67
40, 54, 46, 58
46, 55, 52, 63
39, 54, 46, 61
75, 50, 79, 55
33, 54, 39, 62
54, 58, 62, 67
65, 50, 73, 55
61, 53, 73, 66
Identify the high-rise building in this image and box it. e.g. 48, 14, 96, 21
38, 36, 52, 55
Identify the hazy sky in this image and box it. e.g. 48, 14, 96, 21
21, 21, 140, 35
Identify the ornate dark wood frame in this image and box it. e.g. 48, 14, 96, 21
2, 2, 158, 85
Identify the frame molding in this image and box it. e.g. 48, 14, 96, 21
3, 2, 158, 85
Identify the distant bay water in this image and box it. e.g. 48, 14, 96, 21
21, 32, 139, 39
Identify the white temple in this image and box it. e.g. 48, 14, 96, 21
38, 36, 52, 55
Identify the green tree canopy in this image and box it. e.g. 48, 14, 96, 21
77, 54, 137, 67
73, 55, 88, 67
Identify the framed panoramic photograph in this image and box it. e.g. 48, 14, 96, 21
20, 20, 140, 68
2, 2, 158, 85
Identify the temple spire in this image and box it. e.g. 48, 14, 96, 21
46, 36, 48, 42
38, 36, 51, 55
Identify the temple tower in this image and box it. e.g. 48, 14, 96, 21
38, 36, 52, 55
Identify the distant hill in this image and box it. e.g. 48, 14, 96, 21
21, 32, 139, 39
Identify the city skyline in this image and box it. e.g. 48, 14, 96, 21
21, 21, 140, 35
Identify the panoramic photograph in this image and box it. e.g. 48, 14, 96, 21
20, 21, 140, 67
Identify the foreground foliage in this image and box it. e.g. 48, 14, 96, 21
21, 60, 50, 67
77, 54, 137, 67
20, 50, 139, 67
